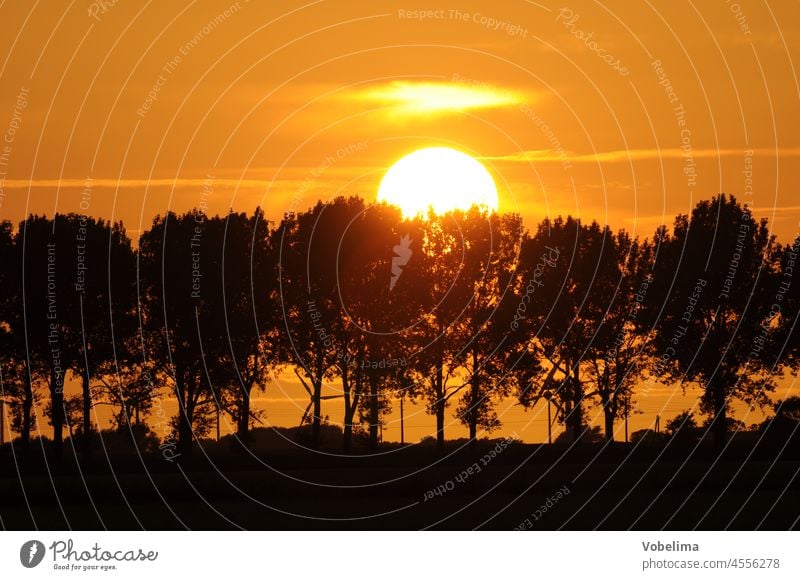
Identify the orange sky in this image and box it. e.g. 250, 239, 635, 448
1, 0, 799, 443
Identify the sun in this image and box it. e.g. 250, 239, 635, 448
377, 147, 499, 218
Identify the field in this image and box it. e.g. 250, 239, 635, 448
2, 438, 798, 530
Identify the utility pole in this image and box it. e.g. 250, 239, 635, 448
0, 399, 5, 445
655, 414, 660, 434
547, 398, 552, 444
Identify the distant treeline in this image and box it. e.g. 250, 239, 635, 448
0, 194, 798, 456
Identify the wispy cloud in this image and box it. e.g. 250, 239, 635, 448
348, 80, 522, 114
0, 177, 271, 190
0, 165, 383, 191
485, 147, 800, 164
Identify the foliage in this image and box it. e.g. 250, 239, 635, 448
0, 193, 796, 456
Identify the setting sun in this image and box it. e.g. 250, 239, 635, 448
376, 147, 499, 218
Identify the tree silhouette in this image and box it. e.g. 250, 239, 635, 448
138, 211, 233, 455
583, 230, 651, 441
214, 209, 281, 447
278, 198, 365, 448
0, 222, 41, 450
451, 209, 522, 443
62, 217, 137, 454
650, 194, 782, 445
334, 202, 418, 450
1, 193, 798, 460
15, 214, 89, 457
94, 357, 159, 430
406, 210, 478, 447
516, 217, 611, 442
665, 410, 700, 442
774, 235, 799, 377
761, 396, 800, 443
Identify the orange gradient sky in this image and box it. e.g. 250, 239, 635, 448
1, 0, 799, 443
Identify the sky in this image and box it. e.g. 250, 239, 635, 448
1, 0, 799, 443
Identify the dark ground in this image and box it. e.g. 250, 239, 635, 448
1, 439, 798, 530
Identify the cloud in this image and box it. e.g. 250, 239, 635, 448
0, 177, 269, 190
0, 165, 381, 191
484, 147, 800, 164
348, 80, 522, 114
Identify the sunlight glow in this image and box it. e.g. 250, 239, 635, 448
356, 81, 520, 114
377, 147, 499, 218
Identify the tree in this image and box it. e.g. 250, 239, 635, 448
16, 214, 87, 457
46, 394, 83, 439
583, 231, 652, 442
138, 210, 232, 456
650, 195, 782, 446
0, 220, 37, 446
2, 220, 42, 450
278, 198, 364, 448
760, 396, 800, 442
333, 201, 417, 450
63, 216, 137, 455
515, 217, 616, 443
451, 209, 522, 443
0, 220, 12, 331
214, 209, 282, 447
665, 410, 700, 442
12, 213, 134, 457
405, 210, 484, 447
774, 235, 799, 376
93, 355, 160, 430
773, 396, 800, 422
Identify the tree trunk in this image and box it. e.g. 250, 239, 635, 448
50, 370, 64, 459
176, 372, 193, 456
435, 359, 445, 448
468, 351, 479, 448
566, 367, 584, 443
342, 394, 353, 452
21, 368, 33, 450
712, 383, 727, 448
368, 374, 379, 449
601, 385, 615, 442
564, 398, 577, 442
342, 388, 355, 453
81, 371, 93, 456
312, 377, 322, 448
236, 384, 251, 445
341, 368, 352, 453
603, 404, 615, 443
343, 419, 353, 453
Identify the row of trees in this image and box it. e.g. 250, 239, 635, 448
0, 194, 797, 456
